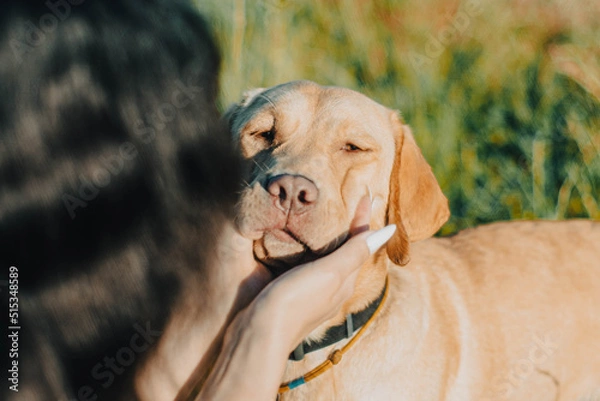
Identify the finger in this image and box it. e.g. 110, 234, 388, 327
269, 233, 370, 306
335, 224, 398, 272
349, 194, 372, 236
326, 225, 397, 308
311, 231, 371, 280
329, 264, 362, 307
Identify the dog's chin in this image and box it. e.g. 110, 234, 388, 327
253, 230, 349, 277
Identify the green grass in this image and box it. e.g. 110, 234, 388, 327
195, 0, 600, 234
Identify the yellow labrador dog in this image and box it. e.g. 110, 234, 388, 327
227, 81, 600, 401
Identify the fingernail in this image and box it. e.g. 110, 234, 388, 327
366, 224, 396, 254
367, 187, 375, 211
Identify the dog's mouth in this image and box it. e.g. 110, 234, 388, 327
268, 228, 302, 244
254, 228, 349, 277
256, 248, 320, 277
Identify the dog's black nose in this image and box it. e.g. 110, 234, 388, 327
267, 174, 318, 213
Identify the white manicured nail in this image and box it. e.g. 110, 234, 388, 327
366, 225, 396, 254
367, 187, 375, 211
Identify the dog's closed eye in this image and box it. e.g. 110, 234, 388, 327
342, 142, 369, 152
257, 129, 275, 144
244, 128, 277, 153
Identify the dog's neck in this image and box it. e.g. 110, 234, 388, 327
279, 253, 390, 396
289, 272, 388, 361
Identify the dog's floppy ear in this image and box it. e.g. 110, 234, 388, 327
223, 87, 267, 133
386, 113, 450, 265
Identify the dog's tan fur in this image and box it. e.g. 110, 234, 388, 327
228, 80, 600, 400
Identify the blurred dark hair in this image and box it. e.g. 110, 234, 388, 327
0, 0, 237, 399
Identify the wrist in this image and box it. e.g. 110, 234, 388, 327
242, 294, 291, 357
214, 302, 289, 399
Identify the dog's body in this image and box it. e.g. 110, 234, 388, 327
228, 81, 600, 400
282, 221, 600, 401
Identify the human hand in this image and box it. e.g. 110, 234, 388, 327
197, 196, 396, 401
250, 194, 396, 353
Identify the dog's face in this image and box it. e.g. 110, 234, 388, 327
228, 81, 449, 275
